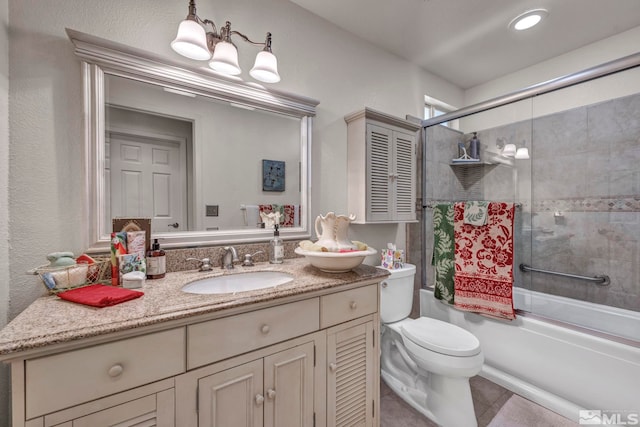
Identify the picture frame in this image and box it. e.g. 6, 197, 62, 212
262, 159, 285, 192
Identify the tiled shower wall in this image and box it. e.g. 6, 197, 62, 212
411, 91, 640, 313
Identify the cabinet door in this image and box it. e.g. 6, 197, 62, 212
365, 123, 416, 222
264, 342, 315, 427
393, 130, 416, 221
50, 388, 175, 427
198, 359, 264, 427
327, 321, 376, 427
366, 123, 394, 221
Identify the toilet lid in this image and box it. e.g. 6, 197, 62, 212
401, 317, 480, 357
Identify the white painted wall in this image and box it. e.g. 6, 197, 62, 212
5, 0, 464, 323
461, 26, 640, 130
0, 0, 9, 423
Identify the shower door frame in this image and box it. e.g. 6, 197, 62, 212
418, 51, 640, 289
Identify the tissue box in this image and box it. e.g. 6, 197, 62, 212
381, 247, 405, 269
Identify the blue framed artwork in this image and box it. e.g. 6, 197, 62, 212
262, 159, 285, 192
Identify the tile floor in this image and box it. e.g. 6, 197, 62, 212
380, 375, 514, 427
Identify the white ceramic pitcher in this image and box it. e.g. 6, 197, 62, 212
315, 212, 356, 251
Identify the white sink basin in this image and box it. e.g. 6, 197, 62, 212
181, 271, 294, 295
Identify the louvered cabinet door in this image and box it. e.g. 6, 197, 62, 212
393, 130, 416, 221
366, 123, 394, 221
327, 321, 376, 427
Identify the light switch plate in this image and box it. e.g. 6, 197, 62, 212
206, 205, 219, 217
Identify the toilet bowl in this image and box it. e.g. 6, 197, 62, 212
377, 264, 484, 427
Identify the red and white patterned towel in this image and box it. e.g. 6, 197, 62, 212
259, 204, 297, 227
453, 202, 516, 320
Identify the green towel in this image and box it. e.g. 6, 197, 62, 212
432, 203, 455, 304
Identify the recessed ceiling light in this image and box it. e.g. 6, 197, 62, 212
509, 8, 548, 31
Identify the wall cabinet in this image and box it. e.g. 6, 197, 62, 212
345, 108, 421, 223
8, 281, 380, 427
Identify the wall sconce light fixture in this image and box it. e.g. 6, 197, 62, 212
496, 138, 530, 160
171, 0, 281, 83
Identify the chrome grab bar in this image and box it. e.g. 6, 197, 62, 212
519, 264, 610, 286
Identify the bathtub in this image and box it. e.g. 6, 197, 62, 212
420, 288, 640, 423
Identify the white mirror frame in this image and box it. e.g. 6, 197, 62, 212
67, 29, 319, 252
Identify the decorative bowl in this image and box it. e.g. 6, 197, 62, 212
294, 247, 378, 273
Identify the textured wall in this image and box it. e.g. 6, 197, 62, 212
5, 0, 464, 323
0, 0, 10, 423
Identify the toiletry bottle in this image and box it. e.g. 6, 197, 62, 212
270, 224, 284, 264
146, 239, 166, 279
470, 132, 480, 160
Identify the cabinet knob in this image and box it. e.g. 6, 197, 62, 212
381, 281, 388, 288
260, 324, 270, 334
350, 301, 357, 310
255, 394, 265, 405
329, 362, 337, 372
267, 388, 276, 399
107, 364, 124, 377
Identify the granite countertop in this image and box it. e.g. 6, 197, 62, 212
0, 258, 389, 358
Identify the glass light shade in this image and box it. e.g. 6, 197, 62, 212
515, 147, 530, 159
209, 41, 242, 75
502, 143, 517, 157
514, 15, 541, 30
171, 19, 212, 61
250, 51, 281, 83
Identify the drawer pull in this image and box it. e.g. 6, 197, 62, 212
329, 362, 337, 372
255, 394, 265, 405
350, 301, 357, 310
260, 324, 270, 334
107, 364, 124, 377
267, 388, 276, 399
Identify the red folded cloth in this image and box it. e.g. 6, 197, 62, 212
57, 284, 143, 308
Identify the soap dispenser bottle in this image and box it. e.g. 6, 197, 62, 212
469, 132, 480, 160
270, 224, 284, 264
146, 239, 166, 279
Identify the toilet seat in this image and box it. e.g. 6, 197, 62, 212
401, 317, 480, 357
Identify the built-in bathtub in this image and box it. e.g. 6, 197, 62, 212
420, 288, 640, 423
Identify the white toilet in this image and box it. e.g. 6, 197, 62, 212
378, 264, 484, 427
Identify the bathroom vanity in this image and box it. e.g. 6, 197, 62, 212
0, 258, 386, 427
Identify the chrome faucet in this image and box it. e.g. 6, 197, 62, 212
221, 246, 239, 269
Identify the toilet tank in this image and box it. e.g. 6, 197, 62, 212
376, 264, 416, 323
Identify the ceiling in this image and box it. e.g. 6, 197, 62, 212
289, 0, 640, 89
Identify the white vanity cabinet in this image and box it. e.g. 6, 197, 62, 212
345, 108, 421, 223
4, 276, 381, 427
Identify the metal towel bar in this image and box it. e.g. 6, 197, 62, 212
519, 264, 610, 286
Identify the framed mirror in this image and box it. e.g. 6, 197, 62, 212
67, 29, 319, 252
